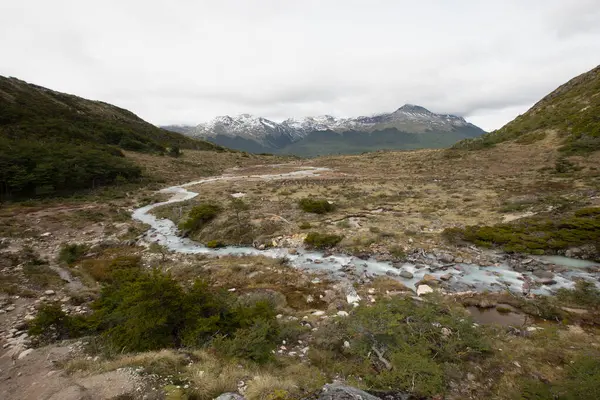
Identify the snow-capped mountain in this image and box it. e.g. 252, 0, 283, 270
162, 105, 485, 156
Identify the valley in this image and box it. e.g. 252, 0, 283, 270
1, 65, 600, 400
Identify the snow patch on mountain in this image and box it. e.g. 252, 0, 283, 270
187, 104, 482, 145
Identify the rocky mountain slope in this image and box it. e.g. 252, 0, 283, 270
454, 64, 600, 153
165, 105, 485, 156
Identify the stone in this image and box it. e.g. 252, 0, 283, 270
539, 278, 557, 285
18, 348, 34, 359
417, 285, 434, 296
422, 274, 438, 283
214, 394, 246, 400
440, 273, 452, 281
439, 253, 455, 263
5, 305, 15, 312
317, 383, 383, 400
399, 270, 414, 279
533, 270, 554, 279
44, 290, 56, 295
336, 311, 349, 317
441, 327, 452, 337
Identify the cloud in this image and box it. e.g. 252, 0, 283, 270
0, 0, 598, 131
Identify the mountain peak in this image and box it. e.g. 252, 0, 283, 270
395, 104, 431, 114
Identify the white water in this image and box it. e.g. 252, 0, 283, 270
132, 167, 599, 298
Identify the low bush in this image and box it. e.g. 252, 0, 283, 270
298, 221, 312, 230
39, 257, 284, 358
28, 303, 88, 345
442, 207, 600, 256
304, 232, 343, 249
310, 296, 490, 397
556, 280, 600, 309
179, 203, 221, 233
58, 243, 89, 264
298, 198, 335, 214
206, 240, 226, 248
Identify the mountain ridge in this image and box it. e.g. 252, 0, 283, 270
163, 105, 485, 156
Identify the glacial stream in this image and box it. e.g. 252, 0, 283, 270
132, 167, 599, 300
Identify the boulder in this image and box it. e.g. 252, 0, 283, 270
399, 270, 414, 279
533, 270, 554, 279
416, 285, 434, 296
422, 274, 438, 283
440, 273, 452, 281
317, 383, 381, 400
438, 253, 455, 263
539, 278, 557, 285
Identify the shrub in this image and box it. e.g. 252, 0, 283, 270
28, 303, 88, 345
86, 262, 280, 357
206, 240, 226, 248
556, 280, 600, 309
311, 296, 490, 397
179, 203, 221, 233
58, 243, 89, 264
298, 198, 335, 214
441, 208, 600, 257
214, 319, 279, 364
304, 232, 343, 249
299, 222, 312, 230
390, 246, 406, 259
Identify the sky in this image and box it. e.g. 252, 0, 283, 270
1, 1, 599, 131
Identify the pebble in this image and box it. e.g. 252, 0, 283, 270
44, 290, 55, 295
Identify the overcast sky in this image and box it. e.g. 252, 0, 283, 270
1, 1, 599, 131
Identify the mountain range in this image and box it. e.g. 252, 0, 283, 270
163, 105, 486, 156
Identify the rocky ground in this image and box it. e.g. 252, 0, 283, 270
1, 140, 599, 399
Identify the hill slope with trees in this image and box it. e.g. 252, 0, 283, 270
0, 76, 224, 199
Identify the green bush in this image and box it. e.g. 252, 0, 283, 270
28, 303, 88, 345
82, 259, 280, 358
304, 232, 343, 249
311, 296, 490, 397
206, 240, 226, 248
442, 208, 600, 257
179, 203, 221, 233
214, 318, 279, 364
298, 198, 335, 214
58, 243, 89, 264
556, 280, 600, 309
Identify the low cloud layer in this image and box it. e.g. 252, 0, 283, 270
1, 0, 599, 131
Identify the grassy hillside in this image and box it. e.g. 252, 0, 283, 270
453, 65, 600, 153
0, 76, 224, 199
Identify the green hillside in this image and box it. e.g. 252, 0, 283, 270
453, 65, 600, 153
0, 76, 224, 199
